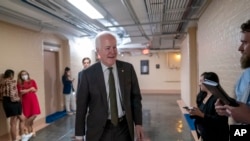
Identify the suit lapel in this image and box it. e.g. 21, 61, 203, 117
116, 61, 125, 100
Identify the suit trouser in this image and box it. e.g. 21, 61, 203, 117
100, 116, 132, 141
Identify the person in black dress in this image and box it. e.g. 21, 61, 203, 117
188, 72, 229, 141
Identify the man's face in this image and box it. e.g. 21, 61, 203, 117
83, 60, 90, 69
238, 32, 250, 69
97, 35, 117, 67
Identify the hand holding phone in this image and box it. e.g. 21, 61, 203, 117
183, 106, 193, 111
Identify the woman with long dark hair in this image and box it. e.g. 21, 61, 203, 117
0, 69, 32, 141
188, 72, 229, 141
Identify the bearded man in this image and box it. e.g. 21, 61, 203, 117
215, 20, 250, 124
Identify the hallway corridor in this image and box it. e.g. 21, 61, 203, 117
29, 94, 194, 141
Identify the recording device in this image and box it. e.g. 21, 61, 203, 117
183, 106, 193, 110
202, 79, 239, 107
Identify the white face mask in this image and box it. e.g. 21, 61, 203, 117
21, 75, 28, 80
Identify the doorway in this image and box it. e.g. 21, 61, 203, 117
43, 50, 61, 116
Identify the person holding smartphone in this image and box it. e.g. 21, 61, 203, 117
62, 67, 76, 115
188, 72, 229, 141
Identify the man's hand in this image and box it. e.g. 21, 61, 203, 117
215, 99, 250, 123
215, 99, 230, 116
74, 136, 84, 141
135, 125, 144, 141
224, 102, 250, 124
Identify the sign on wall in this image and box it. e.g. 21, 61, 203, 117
140, 60, 149, 74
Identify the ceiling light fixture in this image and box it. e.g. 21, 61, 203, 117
142, 49, 149, 55
67, 0, 104, 19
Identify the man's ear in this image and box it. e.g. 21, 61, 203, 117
96, 49, 101, 55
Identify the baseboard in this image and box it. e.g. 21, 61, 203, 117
45, 110, 66, 123
34, 117, 49, 132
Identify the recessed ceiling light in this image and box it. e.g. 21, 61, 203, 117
67, 0, 104, 19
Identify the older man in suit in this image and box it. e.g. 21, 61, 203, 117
75, 31, 144, 141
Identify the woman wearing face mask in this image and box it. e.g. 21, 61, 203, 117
0, 69, 33, 141
17, 70, 41, 136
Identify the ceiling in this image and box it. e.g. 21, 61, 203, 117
0, 0, 210, 54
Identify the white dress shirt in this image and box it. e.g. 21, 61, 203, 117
101, 63, 125, 118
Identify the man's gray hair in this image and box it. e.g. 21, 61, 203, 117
95, 31, 117, 49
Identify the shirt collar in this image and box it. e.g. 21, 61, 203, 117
100, 62, 117, 72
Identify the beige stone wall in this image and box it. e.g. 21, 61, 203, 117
197, 0, 250, 98
181, 27, 199, 106
180, 36, 191, 105
0, 21, 69, 136
0, 21, 97, 136
180, 0, 250, 106
117, 52, 181, 93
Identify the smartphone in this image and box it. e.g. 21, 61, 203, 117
183, 106, 192, 110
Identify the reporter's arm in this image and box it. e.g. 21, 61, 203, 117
225, 102, 250, 124
215, 99, 230, 116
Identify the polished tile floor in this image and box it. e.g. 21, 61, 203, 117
30, 94, 194, 141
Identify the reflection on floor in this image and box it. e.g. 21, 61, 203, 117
28, 94, 194, 141
142, 94, 194, 141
